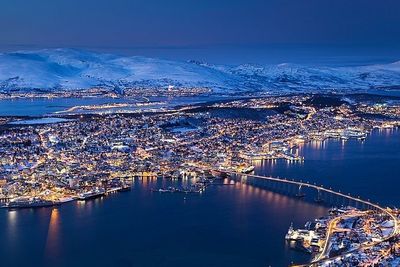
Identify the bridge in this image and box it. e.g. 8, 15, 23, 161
218, 170, 399, 266
225, 171, 385, 211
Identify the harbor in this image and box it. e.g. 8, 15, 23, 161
0, 128, 399, 266
1, 183, 133, 209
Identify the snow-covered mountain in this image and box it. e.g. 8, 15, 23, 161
0, 48, 399, 95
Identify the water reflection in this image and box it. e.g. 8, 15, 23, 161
309, 140, 324, 150
6, 210, 18, 248
0, 174, 330, 267
45, 208, 61, 262
252, 159, 262, 168
230, 177, 326, 216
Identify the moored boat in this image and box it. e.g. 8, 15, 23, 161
2, 197, 59, 209
241, 165, 255, 174
78, 188, 105, 200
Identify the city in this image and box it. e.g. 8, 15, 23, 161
1, 0, 400, 266
0, 93, 399, 265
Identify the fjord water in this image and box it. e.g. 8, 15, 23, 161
255, 128, 400, 207
0, 181, 326, 267
0, 129, 399, 267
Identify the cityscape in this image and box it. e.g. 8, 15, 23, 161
1, 92, 400, 266
1, 1, 400, 267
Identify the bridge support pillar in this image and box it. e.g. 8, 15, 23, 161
315, 188, 323, 203
295, 185, 305, 198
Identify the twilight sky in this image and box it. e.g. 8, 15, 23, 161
0, 0, 399, 49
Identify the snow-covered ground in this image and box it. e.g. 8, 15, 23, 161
0, 48, 399, 95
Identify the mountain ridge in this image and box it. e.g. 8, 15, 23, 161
1, 48, 400, 95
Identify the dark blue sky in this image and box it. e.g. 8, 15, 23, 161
1, 0, 399, 49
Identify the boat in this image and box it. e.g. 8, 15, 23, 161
181, 184, 206, 193
2, 197, 59, 209
152, 185, 204, 194
383, 124, 394, 129
241, 165, 255, 174
151, 187, 178, 193
78, 188, 105, 200
285, 223, 296, 240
